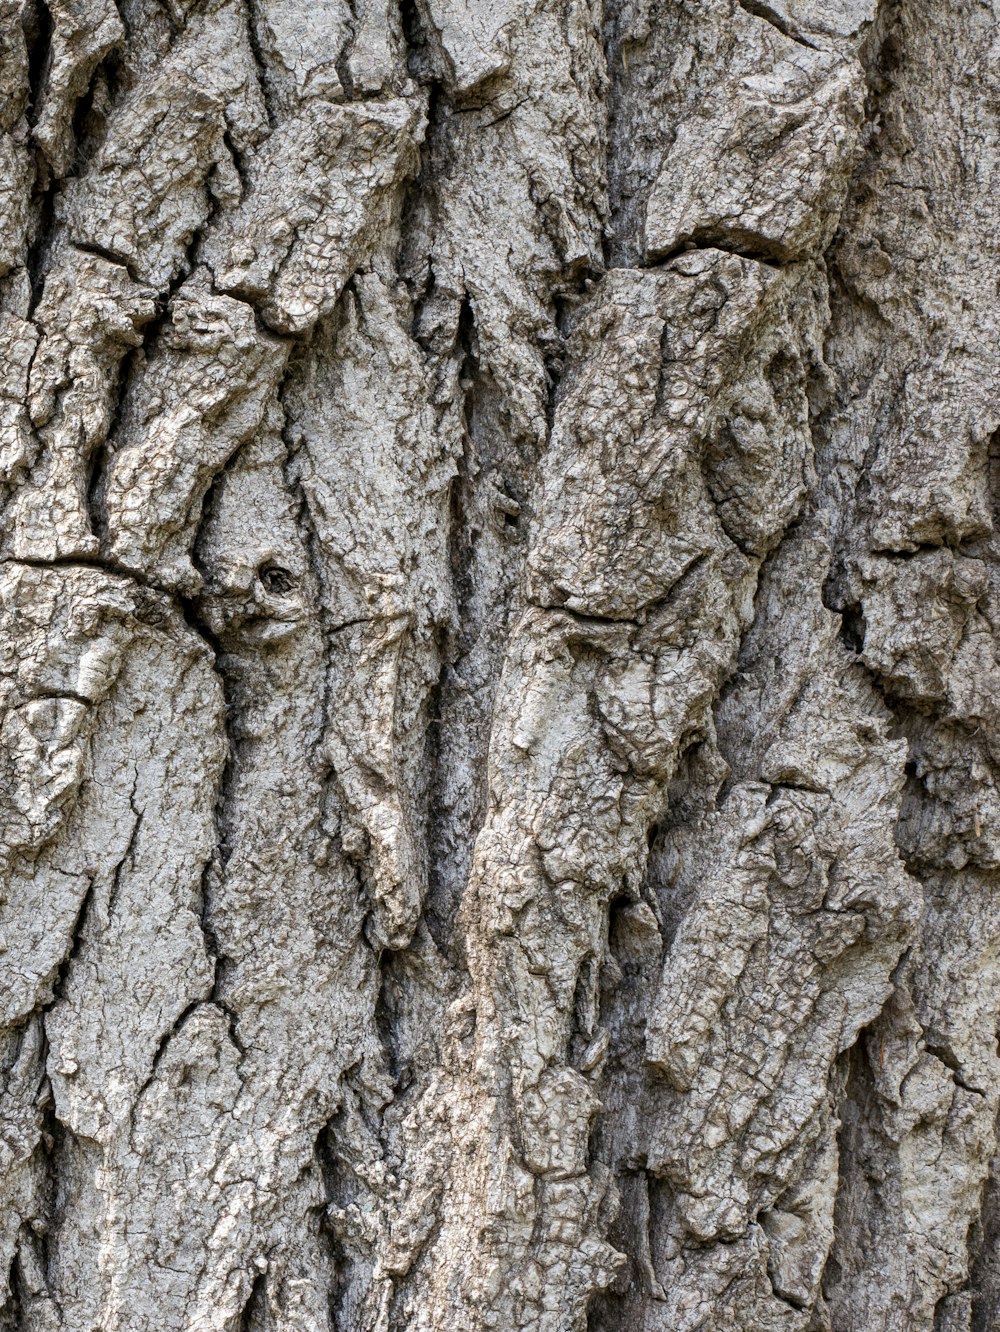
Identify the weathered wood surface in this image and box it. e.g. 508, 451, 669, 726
2, 0, 1000, 1327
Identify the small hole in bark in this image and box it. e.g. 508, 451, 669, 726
258, 564, 294, 595
839, 603, 866, 653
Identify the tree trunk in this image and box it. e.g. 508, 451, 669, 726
2, 0, 999, 1327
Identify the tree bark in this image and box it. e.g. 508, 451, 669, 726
2, 0, 999, 1327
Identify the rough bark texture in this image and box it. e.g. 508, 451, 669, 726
2, 0, 1000, 1328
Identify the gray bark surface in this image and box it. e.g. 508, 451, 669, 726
1, 0, 999, 1327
